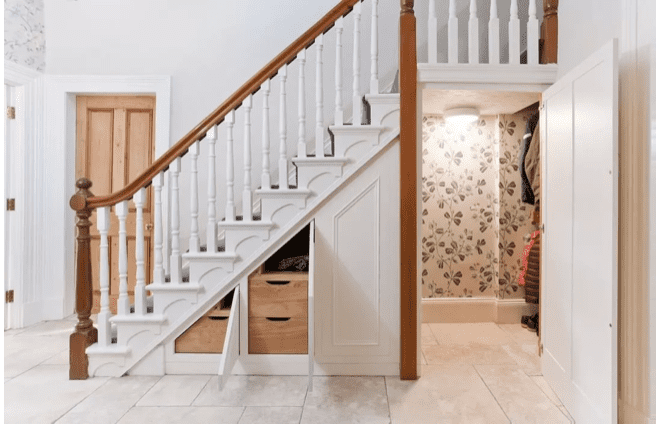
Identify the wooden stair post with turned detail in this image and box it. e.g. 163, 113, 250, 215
541, 0, 558, 64
69, 178, 98, 380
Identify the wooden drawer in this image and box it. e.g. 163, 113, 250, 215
248, 317, 308, 354
248, 277, 308, 318
175, 304, 230, 354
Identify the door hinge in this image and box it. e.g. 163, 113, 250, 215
6, 198, 15, 211
6, 106, 15, 120
5, 290, 14, 303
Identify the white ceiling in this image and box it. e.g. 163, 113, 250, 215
422, 89, 541, 116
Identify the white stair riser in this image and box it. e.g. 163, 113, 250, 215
296, 165, 343, 192
223, 227, 271, 253
330, 126, 385, 161
116, 323, 162, 347
366, 94, 401, 132
153, 292, 199, 317
260, 196, 306, 223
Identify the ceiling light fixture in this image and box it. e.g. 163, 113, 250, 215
443, 107, 480, 125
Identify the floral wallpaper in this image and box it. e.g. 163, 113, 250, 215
422, 113, 536, 300
5, 0, 45, 71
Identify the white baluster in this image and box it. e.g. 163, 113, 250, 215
298, 50, 307, 158
134, 187, 146, 315
370, 0, 379, 93
468, 0, 479, 64
448, 0, 458, 64
153, 172, 165, 284
352, 2, 362, 125
315, 34, 325, 157
428, 0, 437, 63
527, 0, 539, 65
97, 206, 111, 346
226, 111, 236, 220
489, 0, 500, 64
261, 81, 272, 188
278, 65, 288, 189
189, 141, 200, 252
243, 95, 253, 220
335, 17, 344, 125
207, 127, 218, 252
170, 158, 182, 284
116, 200, 129, 315
509, 0, 520, 64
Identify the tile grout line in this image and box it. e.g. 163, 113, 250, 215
472, 364, 513, 424
111, 375, 164, 424
189, 374, 213, 406
299, 375, 312, 424
51, 375, 115, 423
383, 376, 393, 424
236, 405, 247, 424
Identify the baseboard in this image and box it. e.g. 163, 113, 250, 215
422, 297, 538, 324
618, 398, 655, 424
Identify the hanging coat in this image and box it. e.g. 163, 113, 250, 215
520, 113, 539, 205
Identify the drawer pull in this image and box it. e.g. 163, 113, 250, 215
265, 317, 291, 322
208, 316, 229, 321
266, 280, 291, 285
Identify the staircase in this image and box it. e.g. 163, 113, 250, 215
68, 0, 400, 379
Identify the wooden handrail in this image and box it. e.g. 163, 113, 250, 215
85, 0, 362, 210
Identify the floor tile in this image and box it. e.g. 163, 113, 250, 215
301, 376, 390, 424
475, 364, 570, 423
55, 376, 160, 424
194, 376, 308, 407
5, 334, 69, 377
239, 406, 303, 424
422, 343, 517, 365
4, 364, 109, 424
116, 406, 244, 424
498, 324, 539, 345
42, 348, 69, 365
136, 375, 211, 406
530, 376, 562, 406
429, 323, 515, 345
386, 364, 509, 424
421, 324, 438, 345
558, 406, 575, 423
501, 344, 542, 375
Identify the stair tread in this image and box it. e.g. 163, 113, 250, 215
258, 185, 298, 190
221, 214, 263, 222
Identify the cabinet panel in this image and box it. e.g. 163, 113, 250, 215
249, 278, 308, 318
249, 317, 308, 354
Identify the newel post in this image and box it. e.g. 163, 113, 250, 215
541, 0, 558, 63
400, 0, 418, 381
69, 178, 98, 380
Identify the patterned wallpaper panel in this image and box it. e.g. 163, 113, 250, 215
422, 113, 536, 299
5, 0, 45, 71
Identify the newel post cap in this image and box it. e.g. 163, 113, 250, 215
70, 178, 94, 211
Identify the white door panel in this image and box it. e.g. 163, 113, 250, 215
541, 39, 618, 424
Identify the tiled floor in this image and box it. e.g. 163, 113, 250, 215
5, 318, 575, 423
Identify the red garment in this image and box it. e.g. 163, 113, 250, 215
519, 230, 541, 286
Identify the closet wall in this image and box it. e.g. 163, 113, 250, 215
421, 112, 536, 300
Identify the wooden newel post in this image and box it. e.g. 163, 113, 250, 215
541, 0, 558, 64
69, 178, 98, 380
400, 0, 418, 381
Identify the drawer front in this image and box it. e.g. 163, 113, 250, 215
248, 279, 308, 318
248, 317, 308, 354
175, 315, 229, 354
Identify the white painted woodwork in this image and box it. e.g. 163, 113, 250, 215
448, 0, 458, 64
417, 63, 558, 90
134, 187, 147, 315
278, 66, 288, 189
488, 0, 500, 64
308, 220, 315, 391
370, 0, 379, 93
335, 17, 344, 126
243, 95, 253, 220
226, 111, 236, 221
315, 34, 325, 157
508, 0, 520, 65
315, 143, 399, 364
298, 50, 307, 158
428, 0, 437, 64
527, 0, 539, 65
468, 0, 479, 64
97, 206, 111, 346
206, 127, 218, 252
261, 80, 272, 188
352, 2, 363, 125
541, 41, 618, 424
189, 141, 200, 251
218, 286, 240, 390
170, 158, 182, 284
153, 173, 165, 285
116, 200, 129, 315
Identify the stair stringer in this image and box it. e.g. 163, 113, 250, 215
105, 127, 400, 378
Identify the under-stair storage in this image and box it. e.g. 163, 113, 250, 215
174, 292, 233, 354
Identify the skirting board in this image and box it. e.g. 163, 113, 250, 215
422, 298, 538, 324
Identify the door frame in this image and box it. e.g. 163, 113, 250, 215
44, 75, 171, 320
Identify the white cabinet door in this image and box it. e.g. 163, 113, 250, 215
541, 39, 618, 424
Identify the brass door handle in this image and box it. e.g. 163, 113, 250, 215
146, 223, 153, 231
